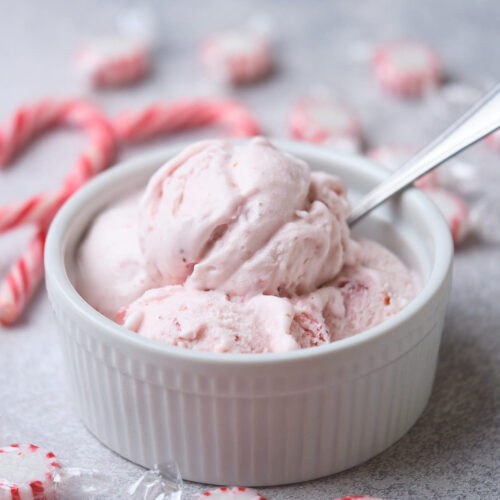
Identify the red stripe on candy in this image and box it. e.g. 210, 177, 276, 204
10, 485, 21, 500
1, 196, 39, 232
18, 259, 29, 294
7, 273, 19, 302
30, 480, 45, 497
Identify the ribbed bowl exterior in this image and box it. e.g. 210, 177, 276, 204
45, 140, 454, 486
48, 275, 450, 486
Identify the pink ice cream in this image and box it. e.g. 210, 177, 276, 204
75, 192, 157, 319
76, 137, 418, 353
291, 239, 417, 346
119, 287, 300, 353
119, 239, 416, 353
139, 137, 359, 296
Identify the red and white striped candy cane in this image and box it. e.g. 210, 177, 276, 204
113, 98, 260, 143
0, 97, 258, 324
0, 98, 117, 324
0, 99, 66, 167
0, 229, 46, 326
0, 99, 116, 232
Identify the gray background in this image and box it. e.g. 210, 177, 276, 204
0, 1, 499, 498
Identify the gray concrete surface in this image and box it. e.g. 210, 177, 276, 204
0, 1, 499, 498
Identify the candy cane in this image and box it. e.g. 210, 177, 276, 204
0, 99, 65, 167
113, 98, 260, 142
0, 97, 259, 324
0, 100, 116, 233
0, 99, 117, 324
0, 229, 46, 325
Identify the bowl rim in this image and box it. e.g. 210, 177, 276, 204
44, 138, 454, 366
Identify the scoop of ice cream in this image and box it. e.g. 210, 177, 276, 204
119, 239, 417, 353
75, 192, 157, 319
75, 138, 419, 353
139, 137, 359, 296
330, 239, 418, 339
292, 239, 418, 343
119, 285, 303, 353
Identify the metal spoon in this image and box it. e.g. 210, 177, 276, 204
348, 82, 500, 226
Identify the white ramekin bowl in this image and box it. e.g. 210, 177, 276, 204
45, 139, 453, 486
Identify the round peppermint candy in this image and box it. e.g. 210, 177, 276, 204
0, 444, 61, 500
484, 129, 500, 152
367, 144, 438, 189
191, 486, 267, 499
200, 31, 272, 84
76, 35, 150, 88
332, 497, 385, 500
289, 96, 362, 151
423, 187, 469, 244
372, 41, 441, 97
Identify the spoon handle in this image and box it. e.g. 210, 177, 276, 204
348, 82, 500, 226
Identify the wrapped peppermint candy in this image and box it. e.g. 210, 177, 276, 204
372, 40, 442, 98
75, 8, 157, 88
0, 444, 60, 499
289, 90, 362, 153
128, 462, 183, 500
0, 443, 111, 499
190, 486, 268, 499
199, 14, 274, 86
